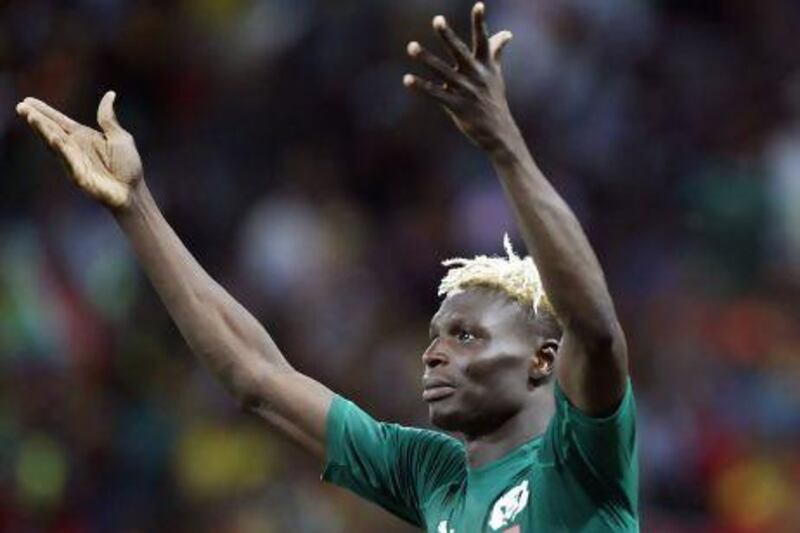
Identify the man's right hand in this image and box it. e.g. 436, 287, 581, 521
16, 89, 335, 459
16, 91, 143, 210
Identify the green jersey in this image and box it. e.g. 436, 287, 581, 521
322, 379, 638, 532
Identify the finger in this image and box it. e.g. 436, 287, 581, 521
16, 103, 88, 187
17, 104, 68, 150
403, 74, 459, 107
22, 97, 81, 133
407, 41, 474, 92
433, 16, 476, 72
97, 90, 124, 136
18, 104, 85, 183
471, 3, 490, 62
490, 31, 513, 62
56, 139, 86, 187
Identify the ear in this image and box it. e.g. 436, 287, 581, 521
529, 339, 558, 386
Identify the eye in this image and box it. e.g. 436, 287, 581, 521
456, 330, 477, 344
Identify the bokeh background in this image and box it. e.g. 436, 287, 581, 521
1, 0, 800, 531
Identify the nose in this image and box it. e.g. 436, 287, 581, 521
422, 339, 448, 369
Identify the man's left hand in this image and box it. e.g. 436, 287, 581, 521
404, 2, 517, 153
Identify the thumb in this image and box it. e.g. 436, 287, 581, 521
490, 31, 513, 62
97, 90, 124, 135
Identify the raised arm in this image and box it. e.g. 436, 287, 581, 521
15, 92, 333, 456
404, 3, 628, 416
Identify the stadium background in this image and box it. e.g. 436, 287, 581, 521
1, 0, 800, 531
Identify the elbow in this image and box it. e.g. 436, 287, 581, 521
237, 391, 267, 414
232, 372, 272, 415
229, 358, 292, 414
215, 357, 268, 412
568, 313, 628, 362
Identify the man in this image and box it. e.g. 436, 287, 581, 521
16, 2, 637, 531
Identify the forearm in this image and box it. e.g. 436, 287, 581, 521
16, 91, 333, 443
403, 5, 619, 338
112, 181, 292, 404
488, 130, 619, 341
404, 3, 628, 412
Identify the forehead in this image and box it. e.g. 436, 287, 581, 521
432, 287, 528, 330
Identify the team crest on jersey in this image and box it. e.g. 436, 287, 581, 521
488, 480, 530, 531
437, 520, 454, 533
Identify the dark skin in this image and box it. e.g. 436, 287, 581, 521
406, 2, 629, 465
424, 288, 558, 466
15, 2, 627, 473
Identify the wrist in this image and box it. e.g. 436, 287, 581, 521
485, 124, 528, 165
112, 178, 151, 221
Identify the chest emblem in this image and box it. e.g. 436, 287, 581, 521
437, 520, 454, 533
488, 480, 530, 531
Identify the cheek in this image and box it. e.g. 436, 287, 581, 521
464, 341, 530, 382
462, 352, 530, 402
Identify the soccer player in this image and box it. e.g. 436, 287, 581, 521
16, 2, 637, 531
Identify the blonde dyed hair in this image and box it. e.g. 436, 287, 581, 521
438, 234, 553, 316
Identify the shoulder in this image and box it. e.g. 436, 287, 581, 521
328, 396, 465, 464
388, 422, 467, 472
553, 376, 636, 431
542, 379, 638, 514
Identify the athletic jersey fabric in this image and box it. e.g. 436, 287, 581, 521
322, 379, 638, 532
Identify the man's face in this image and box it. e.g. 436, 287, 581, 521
422, 287, 540, 436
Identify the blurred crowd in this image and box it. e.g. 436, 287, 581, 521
1, 0, 800, 531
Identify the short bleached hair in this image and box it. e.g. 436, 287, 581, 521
438, 234, 554, 317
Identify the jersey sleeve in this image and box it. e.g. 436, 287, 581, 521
322, 395, 465, 527
547, 377, 638, 514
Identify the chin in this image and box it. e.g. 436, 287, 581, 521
428, 403, 465, 432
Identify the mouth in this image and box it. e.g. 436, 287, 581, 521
422, 386, 455, 402
422, 376, 456, 402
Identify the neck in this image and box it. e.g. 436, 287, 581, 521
463, 385, 555, 469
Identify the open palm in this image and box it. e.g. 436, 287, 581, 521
16, 91, 142, 209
